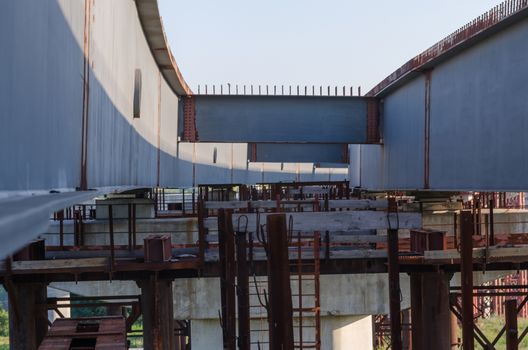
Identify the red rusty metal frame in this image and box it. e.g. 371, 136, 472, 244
374, 313, 412, 349
366, 98, 380, 143
367, 0, 528, 97
39, 316, 127, 350
182, 96, 198, 141
250, 143, 258, 162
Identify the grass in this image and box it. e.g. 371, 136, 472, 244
376, 316, 528, 350
0, 336, 8, 350
472, 316, 528, 349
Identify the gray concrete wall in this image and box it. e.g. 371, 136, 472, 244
190, 315, 373, 350
0, 0, 346, 195
172, 274, 411, 319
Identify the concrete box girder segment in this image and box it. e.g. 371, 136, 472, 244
180, 95, 380, 144
248, 143, 349, 164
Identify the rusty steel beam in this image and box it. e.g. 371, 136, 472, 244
218, 209, 236, 350
460, 210, 474, 350
236, 228, 250, 350
266, 214, 294, 350
505, 299, 518, 350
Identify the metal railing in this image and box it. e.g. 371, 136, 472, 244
368, 0, 528, 96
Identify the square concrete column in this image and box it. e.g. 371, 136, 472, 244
138, 277, 175, 350
8, 282, 48, 350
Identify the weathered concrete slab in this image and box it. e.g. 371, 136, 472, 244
204, 211, 422, 232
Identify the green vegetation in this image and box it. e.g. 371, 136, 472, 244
470, 316, 528, 349
0, 307, 7, 337
128, 316, 143, 348
0, 302, 8, 350
0, 336, 8, 350
376, 316, 528, 350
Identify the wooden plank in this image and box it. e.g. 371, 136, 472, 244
330, 235, 387, 244
204, 211, 422, 232
204, 201, 248, 209
206, 233, 385, 244
330, 249, 387, 259
0, 258, 109, 274
325, 199, 388, 210
424, 246, 528, 261
204, 199, 389, 210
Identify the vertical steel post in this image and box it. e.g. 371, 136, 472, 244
236, 229, 250, 350
460, 210, 474, 350
410, 273, 423, 350
132, 203, 137, 249
128, 203, 133, 251
489, 199, 495, 245
197, 199, 206, 266
108, 205, 115, 266
267, 214, 294, 350
59, 210, 64, 249
505, 299, 518, 350
388, 197, 402, 350
218, 209, 236, 350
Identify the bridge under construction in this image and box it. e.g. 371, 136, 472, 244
2, 0, 528, 349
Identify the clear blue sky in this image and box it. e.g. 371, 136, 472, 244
159, 0, 504, 92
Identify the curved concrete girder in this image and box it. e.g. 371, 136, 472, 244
135, 0, 192, 96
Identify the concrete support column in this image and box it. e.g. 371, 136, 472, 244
410, 272, 452, 350
8, 282, 48, 350
138, 277, 175, 350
